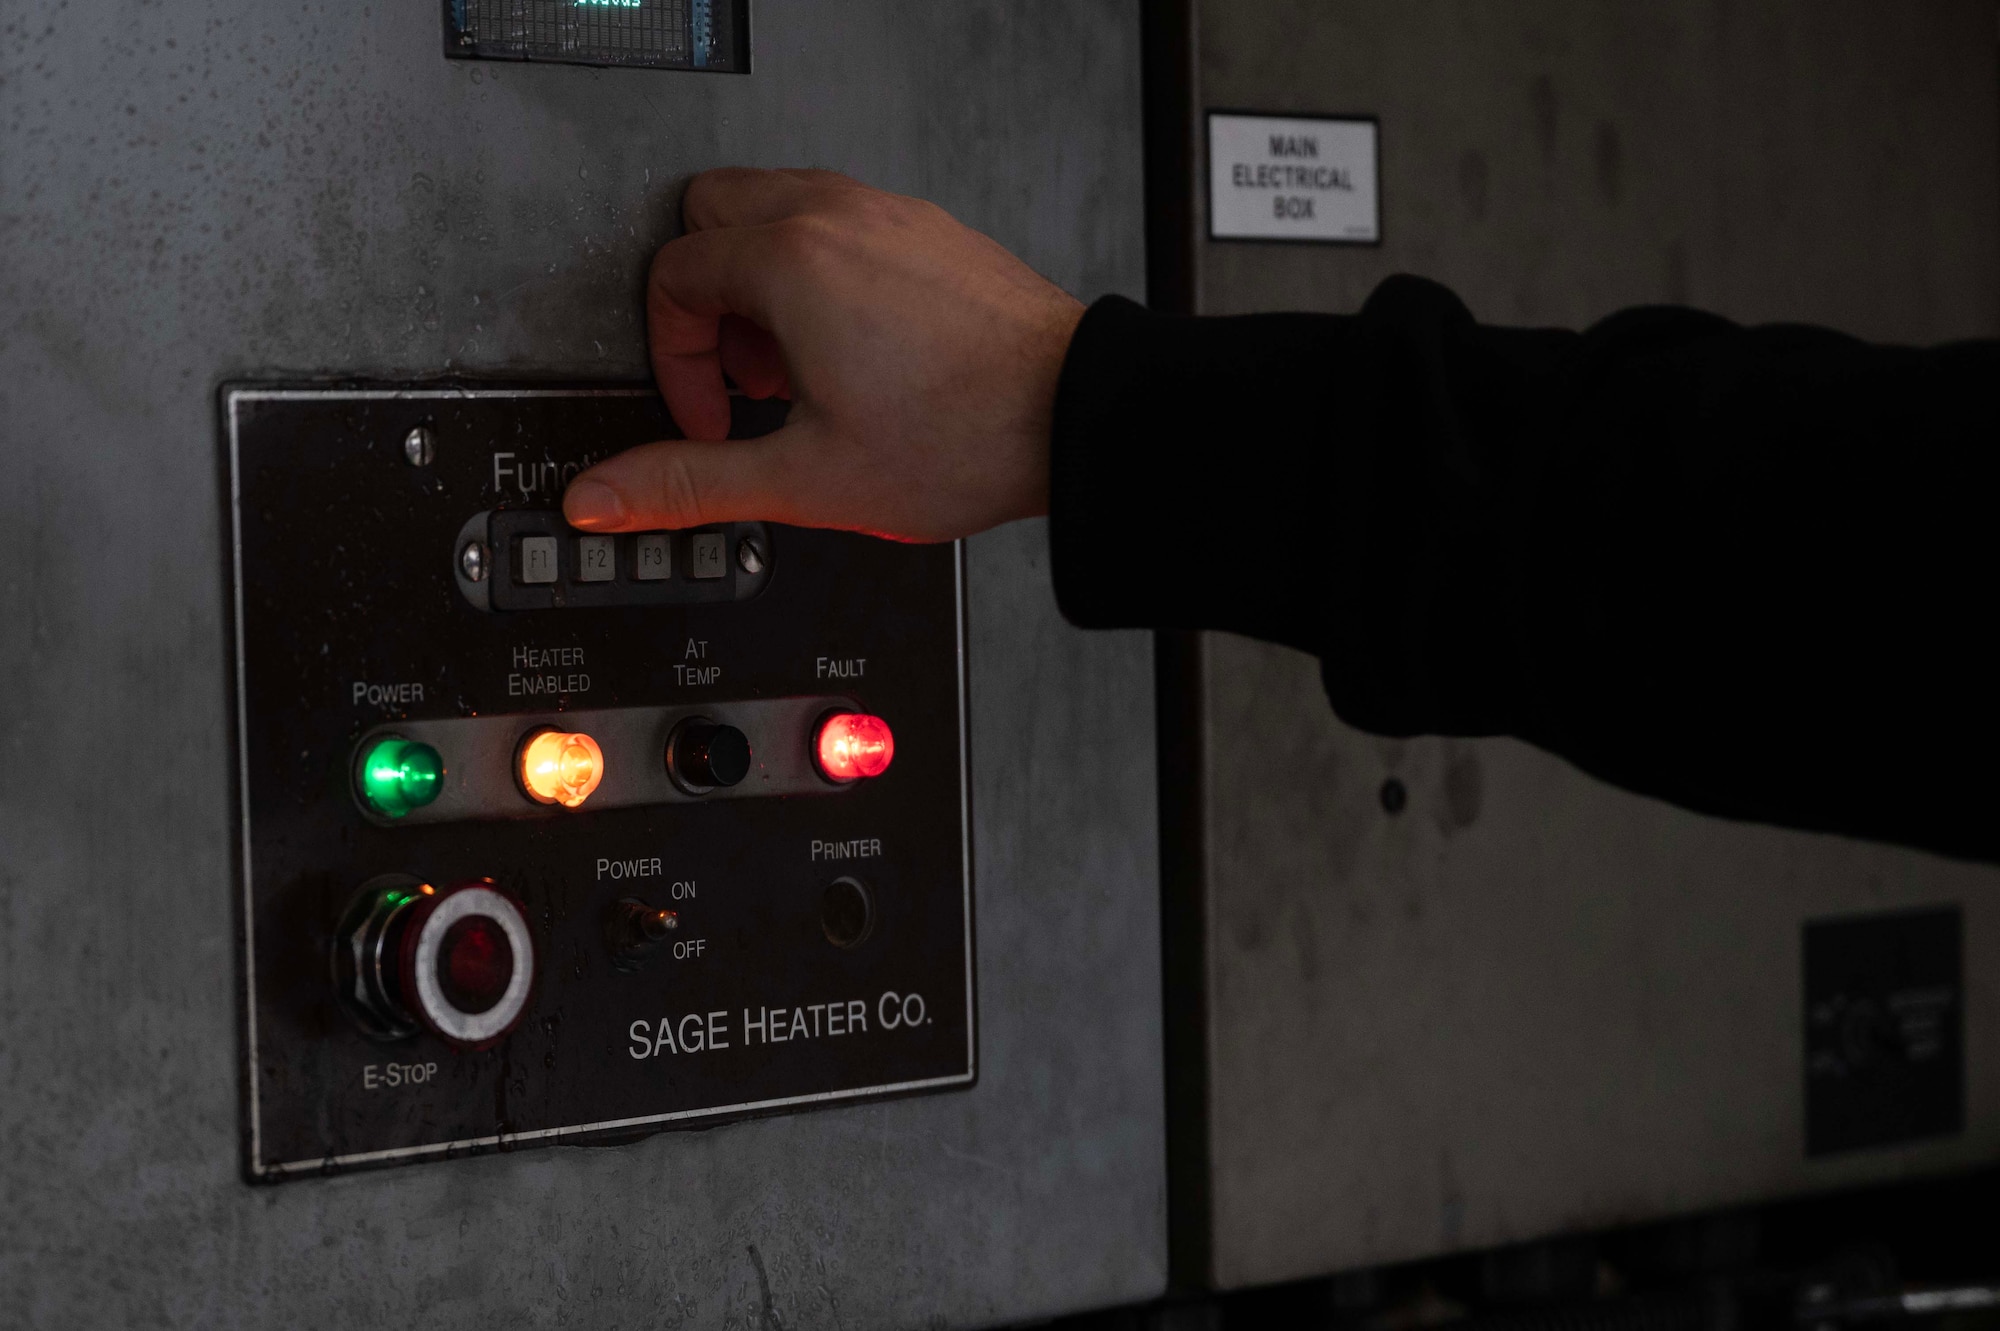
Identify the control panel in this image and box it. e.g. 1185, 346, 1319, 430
224, 385, 972, 1180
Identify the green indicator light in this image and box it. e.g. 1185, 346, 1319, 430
356, 737, 445, 819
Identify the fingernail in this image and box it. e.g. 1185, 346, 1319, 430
564, 479, 626, 529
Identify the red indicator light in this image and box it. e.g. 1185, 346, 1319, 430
814, 712, 895, 782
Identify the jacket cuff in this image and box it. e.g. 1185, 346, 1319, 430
1048, 295, 1161, 630
1047, 294, 1360, 655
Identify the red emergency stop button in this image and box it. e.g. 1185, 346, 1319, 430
813, 711, 894, 783
436, 915, 513, 1013
398, 881, 535, 1048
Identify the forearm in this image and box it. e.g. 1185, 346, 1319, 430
1049, 277, 2000, 859
1050, 276, 1580, 728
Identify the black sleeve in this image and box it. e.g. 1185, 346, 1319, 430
1048, 276, 2000, 862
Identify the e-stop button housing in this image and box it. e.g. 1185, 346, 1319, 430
225, 384, 973, 1180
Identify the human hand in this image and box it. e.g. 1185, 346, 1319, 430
561, 168, 1084, 543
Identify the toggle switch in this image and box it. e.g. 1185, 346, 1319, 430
666, 718, 751, 794
518, 728, 604, 808
813, 711, 895, 783
606, 897, 679, 971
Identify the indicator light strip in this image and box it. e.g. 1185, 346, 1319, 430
350, 695, 865, 827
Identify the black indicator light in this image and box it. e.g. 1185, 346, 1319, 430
666, 719, 751, 793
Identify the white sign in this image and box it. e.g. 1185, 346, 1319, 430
1207, 113, 1379, 243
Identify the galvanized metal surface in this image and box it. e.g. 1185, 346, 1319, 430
1180, 0, 2000, 1290
0, 2, 1163, 1325
1196, 0, 2000, 336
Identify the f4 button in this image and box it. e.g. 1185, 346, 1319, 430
690, 532, 727, 580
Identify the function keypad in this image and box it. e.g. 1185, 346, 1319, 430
482, 511, 771, 612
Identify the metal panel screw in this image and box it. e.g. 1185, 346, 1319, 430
737, 535, 766, 575
403, 426, 436, 467
460, 541, 488, 583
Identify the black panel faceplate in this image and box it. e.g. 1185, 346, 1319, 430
225, 385, 972, 1179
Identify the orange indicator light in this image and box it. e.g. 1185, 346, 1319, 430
814, 712, 895, 783
518, 729, 605, 808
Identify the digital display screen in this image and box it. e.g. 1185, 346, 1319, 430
443, 0, 748, 73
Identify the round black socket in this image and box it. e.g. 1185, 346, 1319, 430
822, 877, 875, 949
670, 721, 751, 789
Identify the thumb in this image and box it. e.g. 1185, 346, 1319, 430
562, 422, 826, 532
